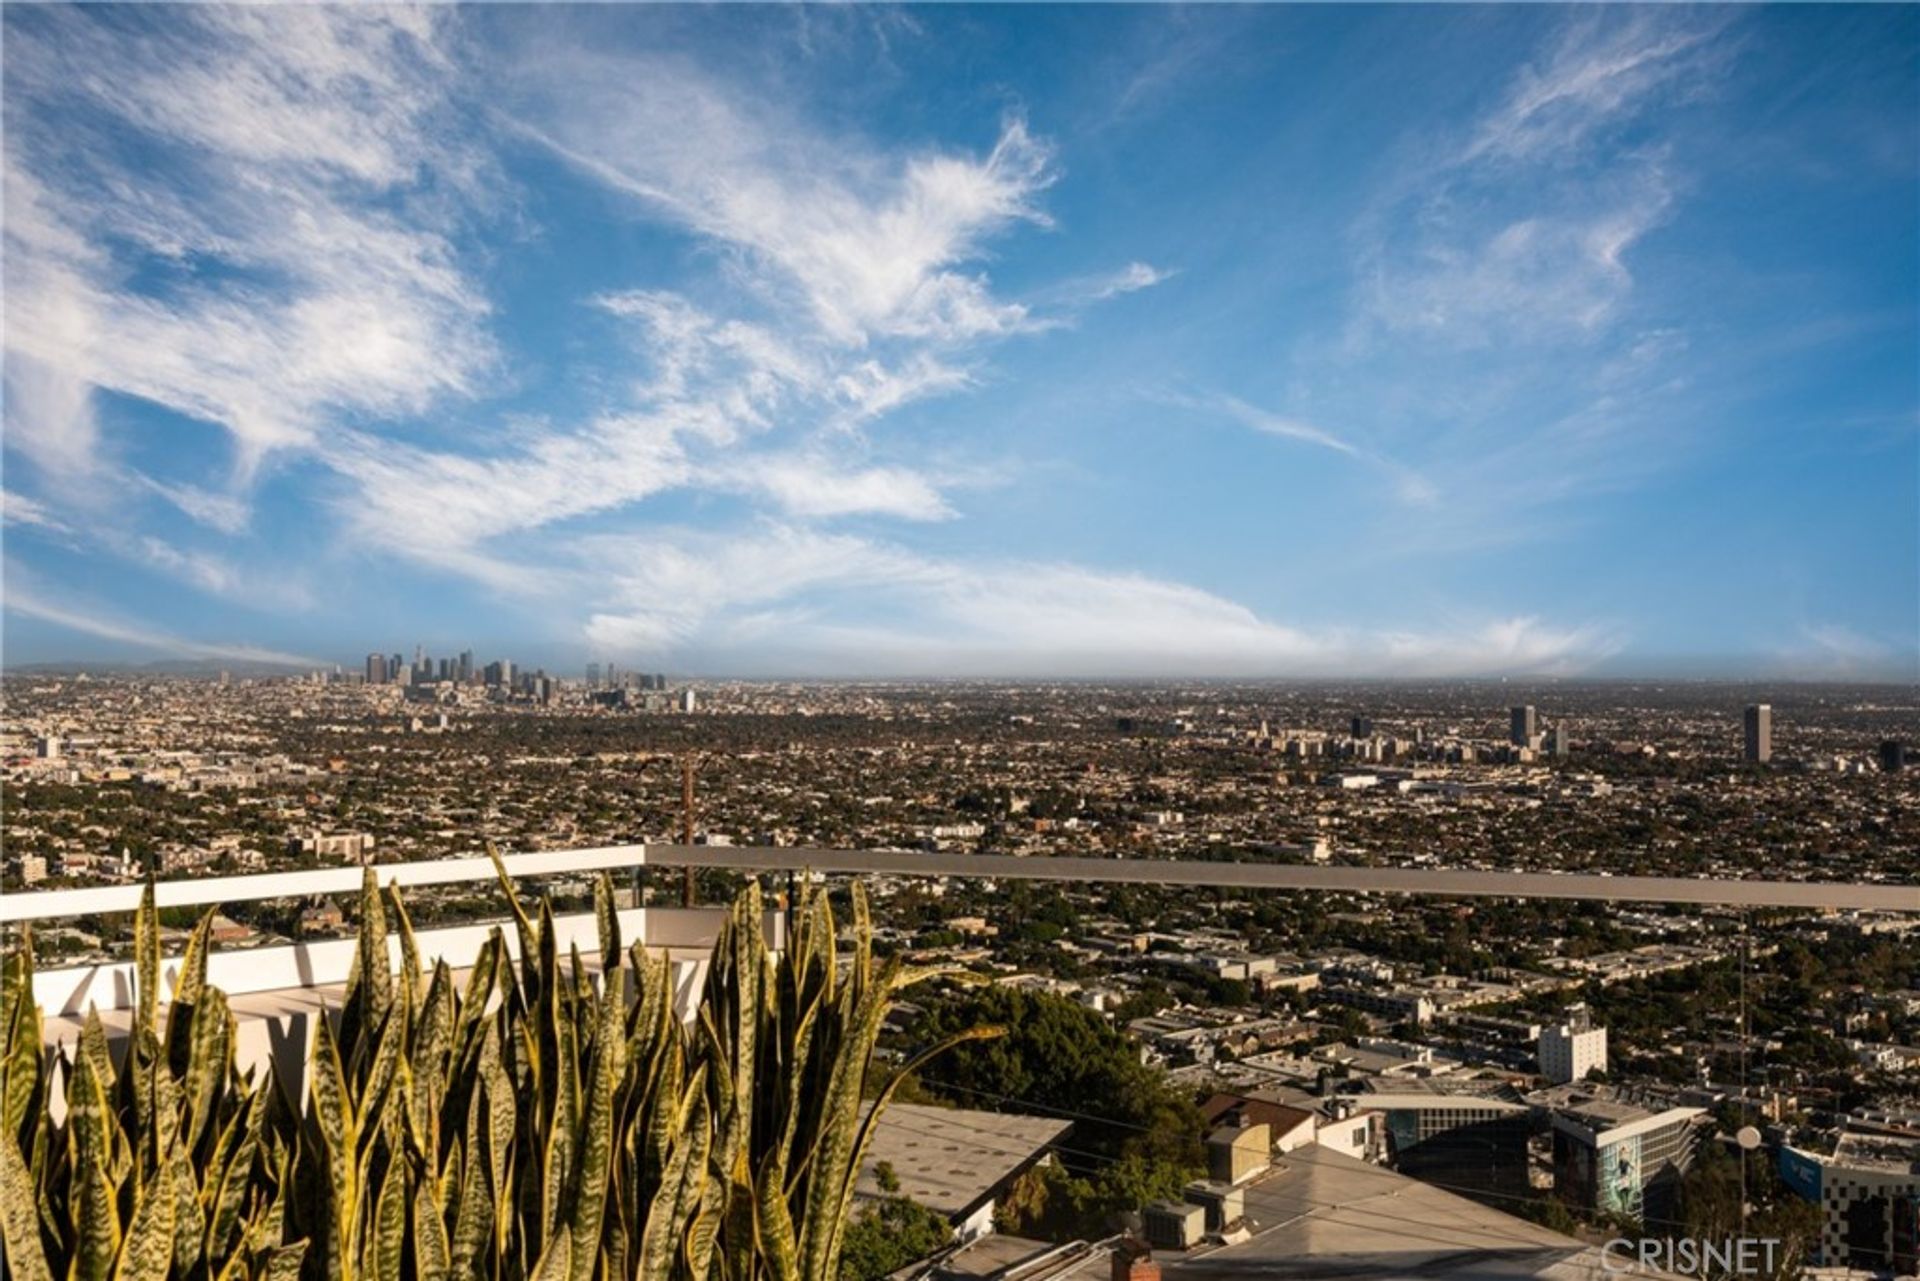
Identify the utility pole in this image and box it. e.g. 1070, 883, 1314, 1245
681, 756, 696, 908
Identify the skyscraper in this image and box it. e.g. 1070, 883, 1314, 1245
1878, 740, 1905, 773
366, 653, 388, 685
459, 650, 475, 683
390, 654, 404, 683
586, 662, 601, 690
1350, 715, 1374, 740
1743, 704, 1772, 764
1510, 706, 1537, 747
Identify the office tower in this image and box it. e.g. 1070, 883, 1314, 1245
1744, 704, 1772, 763
1552, 1100, 1703, 1224
1548, 726, 1570, 759
680, 688, 697, 713
459, 650, 474, 683
1510, 706, 1536, 747
438, 657, 453, 681
1880, 740, 1907, 773
586, 662, 601, 690
1350, 715, 1373, 740
390, 654, 404, 684
366, 653, 387, 685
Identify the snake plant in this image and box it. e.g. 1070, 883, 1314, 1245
0, 852, 994, 1281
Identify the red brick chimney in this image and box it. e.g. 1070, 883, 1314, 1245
1110, 1240, 1159, 1281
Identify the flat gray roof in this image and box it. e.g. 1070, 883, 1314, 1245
1166, 1146, 1683, 1281
856, 1103, 1072, 1221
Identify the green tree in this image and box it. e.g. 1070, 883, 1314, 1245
910, 987, 1204, 1237
839, 1198, 953, 1281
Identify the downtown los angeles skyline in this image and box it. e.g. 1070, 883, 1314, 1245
1, 5, 1915, 679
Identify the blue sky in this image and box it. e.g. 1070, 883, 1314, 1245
2, 4, 1915, 678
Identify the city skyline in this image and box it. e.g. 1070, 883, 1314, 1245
3, 6, 1916, 679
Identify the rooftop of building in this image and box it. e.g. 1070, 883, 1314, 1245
1829, 1131, 1920, 1175
856, 1102, 1072, 1222
927, 1148, 1683, 1281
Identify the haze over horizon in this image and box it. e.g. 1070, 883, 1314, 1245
3, 6, 1915, 680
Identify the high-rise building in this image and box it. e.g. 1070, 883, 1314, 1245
390, 654, 404, 683
586, 662, 601, 690
1350, 715, 1374, 740
459, 650, 475, 683
1744, 704, 1772, 763
1539, 1022, 1607, 1084
1548, 726, 1570, 759
680, 688, 697, 713
1509, 706, 1536, 747
366, 653, 388, 685
1879, 740, 1907, 773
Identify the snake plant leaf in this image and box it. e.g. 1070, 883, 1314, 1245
172, 1142, 207, 1278
449, 1134, 490, 1280
0, 1128, 53, 1281
412, 1157, 453, 1281
2, 971, 43, 1152
529, 1225, 571, 1281
639, 1068, 710, 1281
309, 1016, 358, 1281
562, 970, 623, 1281
134, 884, 160, 1044
484, 843, 539, 977
170, 908, 214, 1007
261, 1241, 309, 1281
111, 1142, 177, 1281
181, 986, 233, 1159
755, 1146, 801, 1281
388, 886, 424, 1004
593, 874, 621, 974
365, 1157, 405, 1281
70, 1154, 120, 1281
65, 1044, 119, 1281
204, 1084, 268, 1269
0, 939, 22, 1063
339, 867, 391, 1065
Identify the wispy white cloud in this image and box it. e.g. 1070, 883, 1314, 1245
1353, 13, 1724, 349
508, 50, 1054, 346
4, 6, 494, 487
1038, 260, 1175, 308
721, 453, 955, 522
572, 524, 1611, 677
1462, 13, 1730, 166
1175, 392, 1439, 506
3, 567, 320, 667
1, 488, 72, 535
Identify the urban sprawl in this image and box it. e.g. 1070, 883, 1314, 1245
4, 669, 1917, 1276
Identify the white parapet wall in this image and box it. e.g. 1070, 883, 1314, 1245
32, 903, 786, 1119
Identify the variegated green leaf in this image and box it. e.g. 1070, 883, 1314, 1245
0, 1127, 53, 1281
